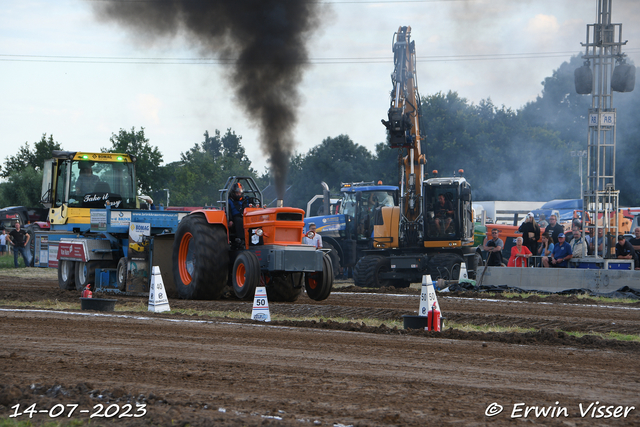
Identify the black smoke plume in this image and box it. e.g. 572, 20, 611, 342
92, 0, 324, 199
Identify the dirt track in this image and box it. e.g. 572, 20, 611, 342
1, 271, 639, 426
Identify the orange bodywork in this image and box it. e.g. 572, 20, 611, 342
189, 207, 305, 248
199, 209, 229, 231
244, 207, 305, 246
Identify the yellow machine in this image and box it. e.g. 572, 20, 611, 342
355, 26, 478, 287
42, 151, 138, 228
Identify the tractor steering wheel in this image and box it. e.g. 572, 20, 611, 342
246, 196, 261, 207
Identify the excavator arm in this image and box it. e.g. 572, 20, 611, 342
381, 26, 425, 246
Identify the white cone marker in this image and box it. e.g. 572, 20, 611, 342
251, 286, 271, 322
148, 266, 171, 313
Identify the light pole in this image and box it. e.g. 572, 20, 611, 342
571, 150, 587, 197
163, 188, 170, 207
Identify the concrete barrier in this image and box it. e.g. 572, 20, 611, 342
477, 266, 640, 294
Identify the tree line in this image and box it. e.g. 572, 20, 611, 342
1, 55, 639, 212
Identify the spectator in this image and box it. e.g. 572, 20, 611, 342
507, 236, 532, 267
590, 228, 609, 257
550, 233, 572, 267
629, 227, 640, 260
570, 225, 588, 259
537, 213, 549, 229
545, 214, 564, 244
0, 228, 7, 256
538, 232, 555, 268
518, 212, 540, 257
7, 222, 31, 268
615, 235, 639, 270
303, 222, 323, 248
483, 228, 504, 267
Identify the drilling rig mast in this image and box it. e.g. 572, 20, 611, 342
575, 0, 635, 258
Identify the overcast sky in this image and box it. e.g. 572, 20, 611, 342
1, 0, 639, 175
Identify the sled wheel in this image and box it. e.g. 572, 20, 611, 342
75, 261, 97, 291
58, 260, 76, 290
117, 257, 128, 291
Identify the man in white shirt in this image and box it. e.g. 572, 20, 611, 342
303, 223, 323, 248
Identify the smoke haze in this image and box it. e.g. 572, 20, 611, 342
91, 0, 324, 198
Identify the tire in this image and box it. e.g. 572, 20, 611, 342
353, 255, 391, 288
270, 272, 304, 302
27, 225, 40, 266
172, 214, 229, 300
75, 261, 97, 291
428, 253, 464, 280
304, 254, 333, 301
232, 252, 260, 300
323, 241, 341, 278
58, 260, 76, 290
117, 257, 128, 291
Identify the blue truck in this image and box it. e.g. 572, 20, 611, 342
304, 181, 398, 277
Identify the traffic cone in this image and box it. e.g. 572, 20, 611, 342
251, 286, 271, 322
148, 266, 171, 313
419, 275, 440, 316
458, 261, 476, 286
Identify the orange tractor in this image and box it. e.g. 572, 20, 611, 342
172, 177, 333, 302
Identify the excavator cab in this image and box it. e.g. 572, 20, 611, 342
423, 177, 474, 245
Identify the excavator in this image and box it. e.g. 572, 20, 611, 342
354, 26, 480, 287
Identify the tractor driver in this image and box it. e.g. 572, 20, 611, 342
75, 162, 99, 194
229, 182, 247, 244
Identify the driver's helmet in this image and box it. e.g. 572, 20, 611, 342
230, 182, 243, 201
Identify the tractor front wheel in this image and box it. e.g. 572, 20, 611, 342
232, 251, 260, 300
304, 254, 333, 301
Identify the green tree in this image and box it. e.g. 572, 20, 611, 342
157, 129, 256, 207
102, 127, 163, 194
0, 167, 44, 207
2, 134, 61, 178
286, 135, 377, 209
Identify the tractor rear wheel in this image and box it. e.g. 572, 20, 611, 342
353, 255, 391, 288
270, 272, 304, 302
172, 214, 229, 300
304, 254, 333, 301
58, 260, 75, 290
232, 252, 260, 300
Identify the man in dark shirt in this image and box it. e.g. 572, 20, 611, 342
434, 194, 454, 233
7, 222, 31, 268
615, 235, 639, 270
550, 233, 572, 267
629, 227, 640, 261
545, 214, 564, 244
483, 229, 504, 267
